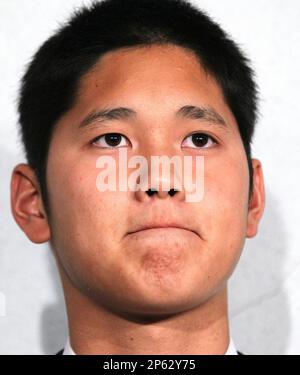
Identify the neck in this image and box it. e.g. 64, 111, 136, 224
59, 269, 230, 355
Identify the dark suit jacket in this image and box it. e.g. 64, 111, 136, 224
56, 349, 244, 355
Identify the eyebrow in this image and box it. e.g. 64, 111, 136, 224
78, 105, 229, 131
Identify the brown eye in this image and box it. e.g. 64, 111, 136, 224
93, 133, 129, 148
182, 133, 217, 149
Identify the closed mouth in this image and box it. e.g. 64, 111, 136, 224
128, 225, 198, 237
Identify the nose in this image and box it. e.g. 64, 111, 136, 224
134, 162, 186, 202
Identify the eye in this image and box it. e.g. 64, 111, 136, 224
92, 133, 130, 148
182, 132, 217, 149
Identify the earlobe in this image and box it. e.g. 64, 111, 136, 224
246, 159, 266, 238
10, 163, 51, 243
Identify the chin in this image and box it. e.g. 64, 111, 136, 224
117, 289, 206, 320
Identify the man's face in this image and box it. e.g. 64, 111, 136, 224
46, 44, 250, 318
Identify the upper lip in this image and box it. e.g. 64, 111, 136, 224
128, 221, 198, 236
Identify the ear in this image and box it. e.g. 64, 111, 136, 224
246, 159, 265, 238
10, 163, 51, 243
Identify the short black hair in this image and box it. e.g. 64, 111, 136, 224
18, 0, 259, 213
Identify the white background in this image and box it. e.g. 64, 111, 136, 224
0, 0, 300, 354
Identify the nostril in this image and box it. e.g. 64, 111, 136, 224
146, 188, 157, 197
145, 188, 179, 197
168, 188, 178, 197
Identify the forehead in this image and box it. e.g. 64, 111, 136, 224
70, 44, 237, 129
79, 44, 217, 99
83, 44, 207, 84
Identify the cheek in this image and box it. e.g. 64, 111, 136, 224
202, 151, 249, 261
47, 159, 131, 286
204, 147, 249, 216
47, 156, 128, 247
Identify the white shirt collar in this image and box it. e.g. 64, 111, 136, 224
62, 336, 238, 355
62, 338, 76, 355
225, 336, 238, 355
